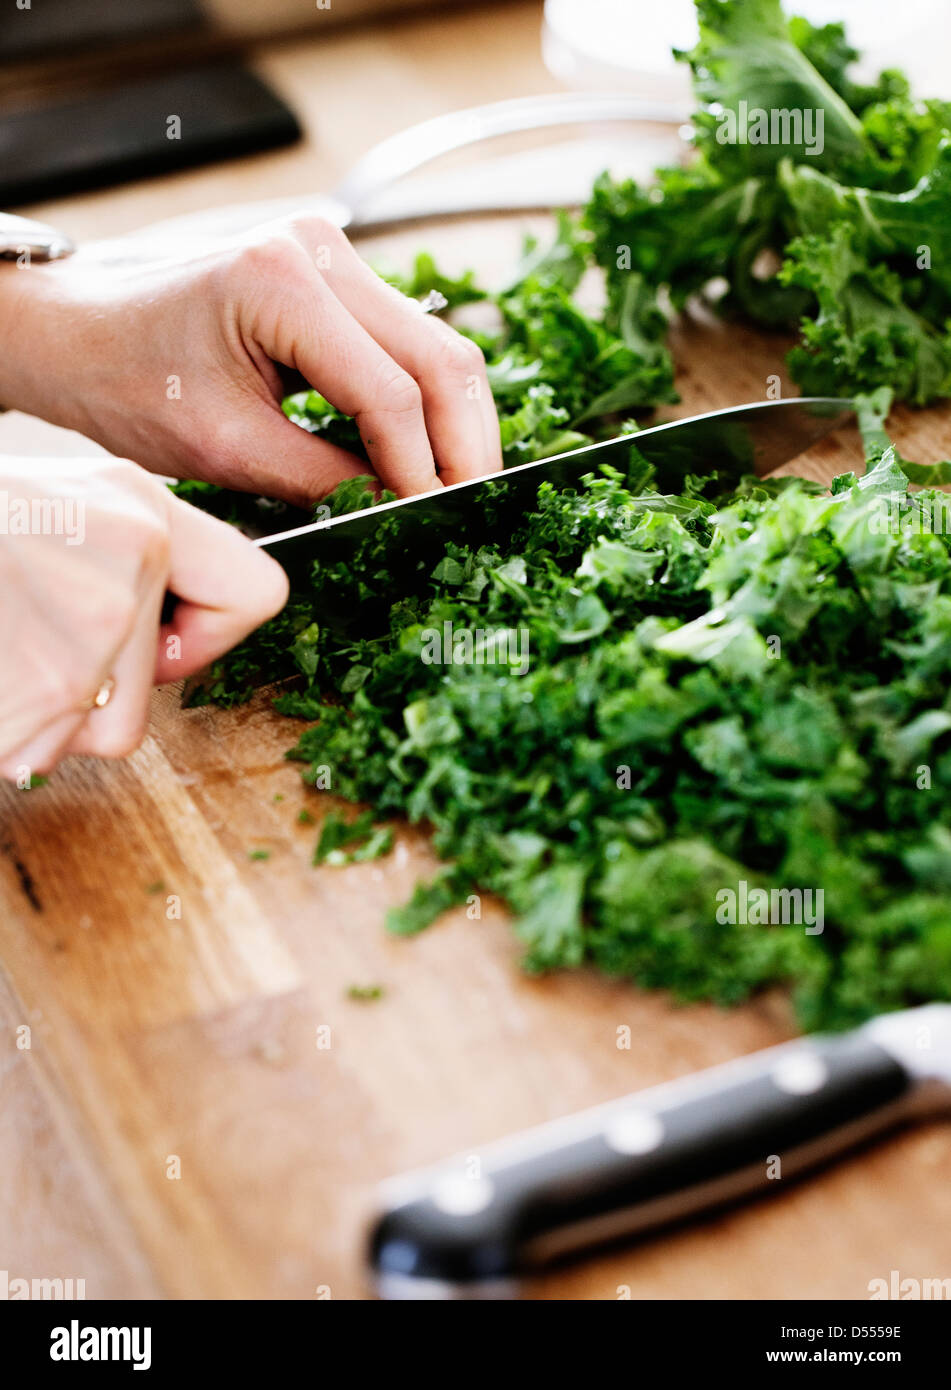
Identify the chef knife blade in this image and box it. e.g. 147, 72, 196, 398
367, 1004, 951, 1300
256, 397, 853, 589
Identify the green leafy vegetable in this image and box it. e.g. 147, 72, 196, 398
314, 809, 394, 866
585, 0, 951, 400
193, 423, 951, 1030
178, 1, 951, 1032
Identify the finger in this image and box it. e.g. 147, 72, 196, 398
405, 316, 503, 485
65, 569, 165, 759
154, 492, 289, 683
290, 221, 503, 484
0, 709, 88, 782
245, 251, 440, 497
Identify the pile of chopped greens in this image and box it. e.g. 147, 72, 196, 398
180, 1, 951, 1031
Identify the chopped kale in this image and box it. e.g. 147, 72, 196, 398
178, 2, 951, 1031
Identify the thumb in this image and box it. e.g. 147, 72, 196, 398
220, 396, 374, 508
155, 491, 289, 683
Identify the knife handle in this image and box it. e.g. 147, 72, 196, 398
369, 1029, 929, 1299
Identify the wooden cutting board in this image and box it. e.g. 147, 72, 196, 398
2, 213, 951, 1301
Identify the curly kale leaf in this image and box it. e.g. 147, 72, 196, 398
583, 0, 951, 403
781, 143, 951, 294
679, 0, 869, 179
780, 223, 951, 403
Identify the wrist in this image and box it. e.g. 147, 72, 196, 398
0, 213, 78, 416
0, 262, 41, 414
0, 261, 71, 423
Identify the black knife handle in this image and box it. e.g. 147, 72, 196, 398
369, 1033, 918, 1298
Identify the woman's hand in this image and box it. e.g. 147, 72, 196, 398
0, 456, 288, 781
0, 215, 503, 506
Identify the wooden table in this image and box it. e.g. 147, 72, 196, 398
2, 1, 950, 1301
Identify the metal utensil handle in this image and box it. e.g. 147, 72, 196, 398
335, 91, 688, 218
0, 213, 74, 262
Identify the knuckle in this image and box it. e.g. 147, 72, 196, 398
374, 368, 423, 417
235, 235, 302, 283
96, 457, 169, 516
126, 510, 171, 579
285, 212, 346, 247
428, 329, 485, 380
100, 587, 139, 645
102, 491, 171, 587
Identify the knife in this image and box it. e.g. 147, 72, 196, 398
367, 1004, 951, 1300
255, 397, 853, 588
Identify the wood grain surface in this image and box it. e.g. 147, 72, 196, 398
2, 1, 950, 1301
